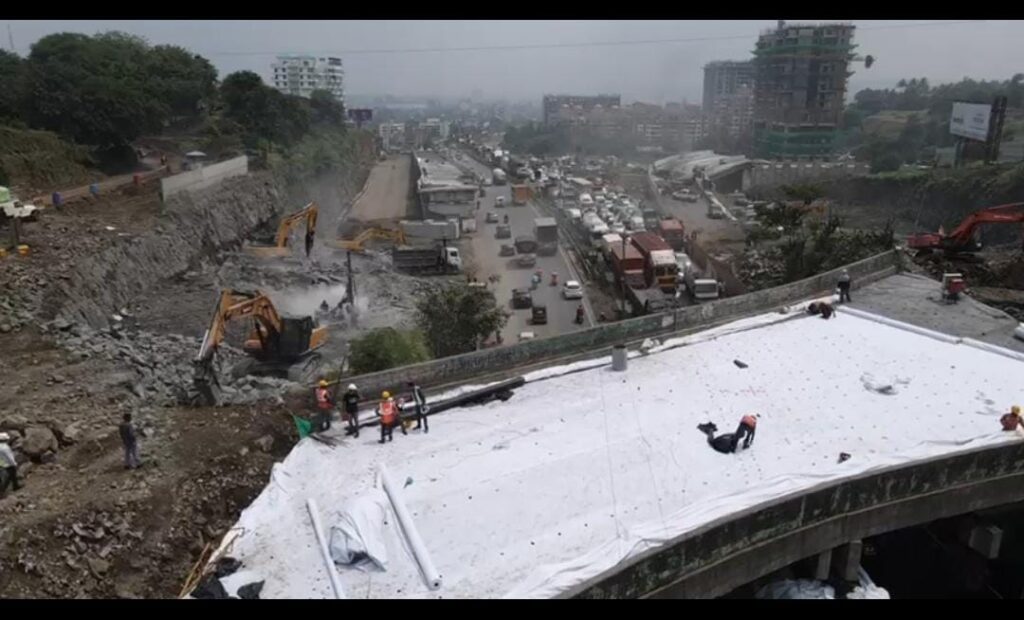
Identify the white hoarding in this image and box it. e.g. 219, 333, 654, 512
949, 102, 992, 142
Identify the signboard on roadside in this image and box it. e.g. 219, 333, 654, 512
949, 102, 992, 142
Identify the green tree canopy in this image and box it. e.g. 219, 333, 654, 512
416, 284, 508, 358
348, 328, 430, 374
220, 71, 311, 148
0, 50, 24, 122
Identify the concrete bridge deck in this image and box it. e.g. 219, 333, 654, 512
211, 282, 1024, 598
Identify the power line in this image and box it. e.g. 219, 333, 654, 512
197, 20, 984, 58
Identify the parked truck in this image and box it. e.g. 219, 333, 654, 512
608, 241, 647, 290
512, 184, 532, 205
630, 231, 679, 292
392, 243, 462, 274
492, 168, 507, 186
626, 286, 673, 316
683, 266, 721, 301
534, 217, 559, 256
658, 218, 686, 251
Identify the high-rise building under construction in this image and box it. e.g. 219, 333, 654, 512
752, 21, 856, 159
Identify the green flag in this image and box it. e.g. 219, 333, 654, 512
292, 414, 313, 439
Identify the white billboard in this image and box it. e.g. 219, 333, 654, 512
949, 102, 992, 142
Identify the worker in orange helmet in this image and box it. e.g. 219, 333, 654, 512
730, 413, 759, 452
314, 379, 335, 432
377, 391, 407, 444
1000, 405, 1022, 431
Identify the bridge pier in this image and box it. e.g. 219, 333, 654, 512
812, 549, 832, 581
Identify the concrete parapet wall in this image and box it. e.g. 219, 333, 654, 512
569, 440, 1024, 599
346, 249, 899, 396
160, 156, 249, 201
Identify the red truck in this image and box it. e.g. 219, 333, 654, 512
609, 241, 647, 290
630, 231, 679, 292
658, 218, 686, 251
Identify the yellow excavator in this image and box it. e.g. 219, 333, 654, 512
245, 202, 319, 257
192, 289, 329, 405
328, 226, 407, 253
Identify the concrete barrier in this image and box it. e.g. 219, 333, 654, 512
160, 156, 249, 201
345, 249, 900, 397
570, 439, 1024, 599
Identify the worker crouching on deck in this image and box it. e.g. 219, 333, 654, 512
377, 391, 407, 444
807, 301, 835, 319
1001, 405, 1022, 431
730, 414, 759, 452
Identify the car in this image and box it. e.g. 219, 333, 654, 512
531, 305, 548, 325
562, 280, 583, 299
499, 243, 515, 257
518, 331, 536, 342
512, 289, 533, 309
495, 196, 506, 208
485, 212, 499, 223
517, 253, 537, 268
495, 225, 511, 239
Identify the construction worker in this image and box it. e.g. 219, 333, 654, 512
407, 381, 429, 433
837, 269, 852, 303
730, 413, 758, 452
1000, 405, 1022, 431
808, 301, 835, 320
119, 413, 142, 470
314, 380, 336, 432
342, 384, 361, 438
0, 432, 22, 498
377, 391, 406, 444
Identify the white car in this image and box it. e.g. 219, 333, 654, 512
562, 280, 584, 300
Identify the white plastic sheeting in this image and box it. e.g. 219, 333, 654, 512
756, 579, 835, 599
328, 489, 391, 572
220, 308, 1023, 599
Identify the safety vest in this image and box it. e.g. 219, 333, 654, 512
380, 399, 397, 425
741, 415, 758, 428
315, 387, 333, 410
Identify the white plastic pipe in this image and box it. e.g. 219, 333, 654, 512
379, 464, 443, 591
306, 498, 347, 599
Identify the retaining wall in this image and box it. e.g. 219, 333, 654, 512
568, 439, 1024, 599
346, 249, 900, 396
742, 161, 870, 192
159, 156, 249, 201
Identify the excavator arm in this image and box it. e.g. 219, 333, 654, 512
195, 290, 283, 366
245, 202, 319, 257
330, 227, 408, 252
907, 202, 1024, 253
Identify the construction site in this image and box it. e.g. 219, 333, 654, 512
3, 19, 1024, 601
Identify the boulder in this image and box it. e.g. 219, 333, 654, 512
1, 414, 29, 433
254, 435, 274, 453
22, 426, 59, 461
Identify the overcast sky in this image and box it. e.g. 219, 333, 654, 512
4, 20, 1022, 103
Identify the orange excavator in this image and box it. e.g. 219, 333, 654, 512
245, 202, 319, 257
192, 289, 329, 405
907, 202, 1024, 255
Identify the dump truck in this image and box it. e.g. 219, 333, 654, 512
392, 243, 462, 274
609, 241, 647, 290
534, 217, 558, 256
630, 231, 679, 292
512, 184, 532, 205
657, 218, 686, 251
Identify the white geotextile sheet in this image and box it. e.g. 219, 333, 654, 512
218, 305, 1023, 599
328, 489, 391, 572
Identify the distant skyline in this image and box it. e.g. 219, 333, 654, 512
4, 20, 1022, 104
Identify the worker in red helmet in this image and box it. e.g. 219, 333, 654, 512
730, 414, 759, 452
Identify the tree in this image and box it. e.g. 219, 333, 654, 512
416, 284, 508, 358
309, 89, 345, 126
348, 328, 430, 374
0, 50, 24, 121
220, 71, 311, 147
143, 45, 217, 118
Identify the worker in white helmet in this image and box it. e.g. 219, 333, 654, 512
0, 432, 23, 497
342, 383, 361, 438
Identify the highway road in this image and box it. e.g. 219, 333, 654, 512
455, 152, 594, 344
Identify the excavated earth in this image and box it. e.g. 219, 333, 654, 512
0, 155, 442, 598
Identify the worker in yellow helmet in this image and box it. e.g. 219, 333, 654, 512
313, 379, 335, 432
377, 390, 406, 444
1001, 405, 1022, 431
